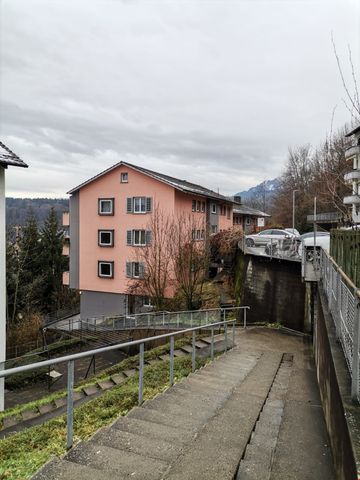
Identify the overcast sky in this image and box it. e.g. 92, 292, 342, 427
1, 0, 359, 198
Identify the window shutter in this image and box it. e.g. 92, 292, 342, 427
145, 231, 152, 245
139, 263, 145, 279
126, 262, 132, 278
146, 197, 152, 212
126, 230, 133, 245
126, 197, 133, 213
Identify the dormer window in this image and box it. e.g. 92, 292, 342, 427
121, 172, 128, 183
98, 198, 114, 216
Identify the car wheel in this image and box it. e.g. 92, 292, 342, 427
246, 238, 255, 247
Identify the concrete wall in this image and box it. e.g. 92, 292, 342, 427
242, 256, 305, 331
69, 192, 79, 289
80, 291, 127, 320
313, 288, 358, 480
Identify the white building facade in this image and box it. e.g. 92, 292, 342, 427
344, 125, 360, 224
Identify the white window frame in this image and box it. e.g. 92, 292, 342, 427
211, 203, 217, 214
133, 229, 146, 246
133, 197, 146, 213
133, 262, 140, 278
245, 217, 251, 226
143, 296, 152, 307
98, 230, 114, 247
98, 261, 114, 278
121, 172, 128, 183
192, 200, 196, 212
211, 225, 218, 234
98, 198, 114, 215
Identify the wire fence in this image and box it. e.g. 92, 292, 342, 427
319, 249, 360, 401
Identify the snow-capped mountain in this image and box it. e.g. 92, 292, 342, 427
235, 178, 280, 201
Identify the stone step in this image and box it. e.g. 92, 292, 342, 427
236, 459, 271, 480
250, 431, 278, 449
83, 385, 99, 396
123, 369, 137, 377
174, 349, 187, 357
127, 406, 197, 433
112, 415, 192, 445
97, 380, 115, 390
66, 441, 169, 479
32, 458, 114, 480
244, 443, 273, 465
91, 427, 180, 462
111, 373, 126, 385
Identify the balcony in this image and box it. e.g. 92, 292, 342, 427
345, 145, 360, 160
62, 243, 70, 256
344, 170, 360, 182
343, 195, 360, 205
63, 227, 70, 239
63, 271, 69, 286
62, 212, 70, 227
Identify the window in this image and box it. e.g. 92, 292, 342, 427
245, 217, 251, 226
211, 203, 217, 214
196, 229, 201, 240
98, 261, 114, 278
121, 172, 128, 183
143, 296, 152, 307
211, 225, 218, 234
133, 230, 146, 246
127, 230, 151, 246
201, 201, 205, 212
126, 261, 144, 278
192, 200, 196, 212
98, 198, 114, 215
227, 207, 231, 219
98, 230, 114, 247
196, 201, 200, 212
192, 229, 196, 240
127, 197, 152, 214
201, 229, 205, 240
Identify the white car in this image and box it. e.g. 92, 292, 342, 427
245, 228, 297, 247
299, 231, 330, 261
285, 228, 300, 236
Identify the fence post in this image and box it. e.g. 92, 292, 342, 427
177, 313, 180, 328
138, 343, 144, 405
170, 336, 174, 386
190, 312, 193, 327
66, 359, 74, 450
224, 322, 228, 353
211, 326, 214, 360
206, 311, 209, 325
244, 308, 247, 329
232, 320, 235, 346
192, 331, 196, 372
148, 314, 151, 327
351, 298, 360, 402
163, 312, 165, 326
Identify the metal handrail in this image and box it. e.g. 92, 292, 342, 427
0, 317, 244, 449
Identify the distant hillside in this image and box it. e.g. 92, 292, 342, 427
235, 178, 280, 201
6, 198, 69, 227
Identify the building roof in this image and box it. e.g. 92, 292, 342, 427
345, 125, 360, 137
233, 204, 271, 217
67, 160, 234, 202
0, 141, 28, 168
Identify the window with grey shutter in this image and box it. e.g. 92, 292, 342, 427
146, 197, 152, 212
145, 230, 152, 245
126, 230, 133, 245
126, 262, 132, 277
139, 263, 145, 279
126, 198, 133, 213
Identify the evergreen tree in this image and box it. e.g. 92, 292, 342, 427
39, 208, 66, 312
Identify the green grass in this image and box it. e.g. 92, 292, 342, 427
0, 355, 207, 480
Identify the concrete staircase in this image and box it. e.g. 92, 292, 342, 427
33, 348, 290, 480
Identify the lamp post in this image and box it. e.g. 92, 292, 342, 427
292, 189, 299, 233
0, 142, 27, 411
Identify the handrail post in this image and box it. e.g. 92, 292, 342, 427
138, 343, 144, 405
190, 312, 193, 327
232, 320, 235, 347
352, 300, 360, 402
170, 336, 174, 386
224, 322, 228, 353
177, 313, 180, 328
148, 314, 150, 327
211, 326, 214, 360
192, 331, 196, 372
163, 312, 165, 326
244, 308, 247, 329
66, 359, 74, 450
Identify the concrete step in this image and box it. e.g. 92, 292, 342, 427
112, 416, 192, 445
236, 459, 271, 480
91, 427, 179, 462
244, 443, 273, 465
32, 458, 114, 480
127, 406, 197, 433
66, 441, 169, 479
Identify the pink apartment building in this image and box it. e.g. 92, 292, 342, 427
63, 162, 234, 318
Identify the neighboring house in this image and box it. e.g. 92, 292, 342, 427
344, 125, 360, 224
232, 200, 271, 234
63, 162, 234, 318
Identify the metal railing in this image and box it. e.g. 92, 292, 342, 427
239, 236, 302, 263
47, 306, 250, 332
319, 249, 360, 401
0, 317, 242, 449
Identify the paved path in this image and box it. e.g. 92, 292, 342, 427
32, 328, 335, 480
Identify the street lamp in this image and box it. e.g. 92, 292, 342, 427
292, 189, 299, 233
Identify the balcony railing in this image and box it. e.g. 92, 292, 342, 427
344, 170, 360, 182
345, 145, 360, 159
62, 212, 70, 227
63, 271, 69, 286
62, 244, 70, 256
344, 195, 360, 205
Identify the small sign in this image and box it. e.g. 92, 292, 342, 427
257, 217, 265, 227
